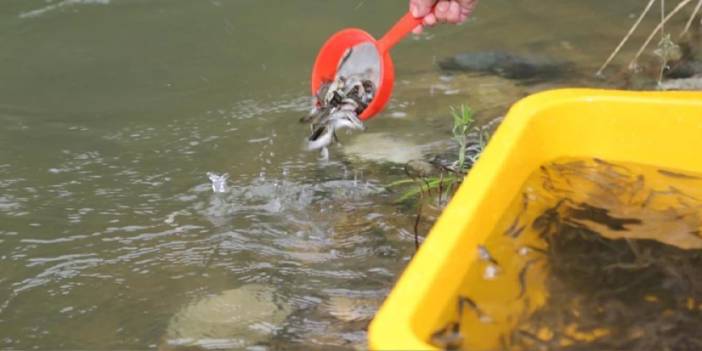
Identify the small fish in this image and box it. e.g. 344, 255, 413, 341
658, 168, 701, 179
343, 76, 365, 96
332, 117, 361, 132
326, 90, 344, 106
342, 95, 367, 114
515, 329, 549, 347
307, 124, 334, 150
430, 322, 463, 350
504, 217, 526, 238
458, 296, 492, 323
315, 82, 332, 104
509, 225, 526, 238
517, 259, 539, 299
206, 172, 229, 193
301, 73, 373, 156
338, 100, 361, 115
517, 245, 548, 256
362, 79, 375, 93
331, 110, 365, 130
477, 245, 499, 266
320, 78, 344, 106
300, 106, 331, 124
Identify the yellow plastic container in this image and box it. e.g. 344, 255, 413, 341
368, 89, 702, 350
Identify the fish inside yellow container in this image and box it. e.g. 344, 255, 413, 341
368, 89, 702, 350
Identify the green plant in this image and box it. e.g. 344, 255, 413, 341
388, 104, 491, 249
388, 104, 485, 205
387, 104, 493, 249
451, 105, 475, 172
389, 174, 461, 203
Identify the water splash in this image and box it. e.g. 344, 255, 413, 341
207, 172, 229, 193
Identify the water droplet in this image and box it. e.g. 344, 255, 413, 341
319, 147, 329, 161
479, 314, 493, 324
483, 264, 500, 280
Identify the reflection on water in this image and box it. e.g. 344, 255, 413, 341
441, 158, 702, 351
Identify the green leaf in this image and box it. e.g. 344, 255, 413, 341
394, 175, 460, 203
386, 179, 418, 188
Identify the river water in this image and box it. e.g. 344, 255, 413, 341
0, 0, 676, 349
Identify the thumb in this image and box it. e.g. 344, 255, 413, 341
410, 0, 436, 18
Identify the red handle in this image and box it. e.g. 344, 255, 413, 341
376, 11, 423, 54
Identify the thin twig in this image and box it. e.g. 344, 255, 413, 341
681, 0, 702, 36
658, 0, 667, 83
438, 172, 445, 206
414, 203, 423, 251
354, 0, 368, 10
596, 0, 656, 76
661, 0, 666, 37
629, 0, 694, 69
422, 178, 433, 197
449, 179, 457, 200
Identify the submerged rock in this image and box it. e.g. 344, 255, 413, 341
405, 159, 439, 179
659, 75, 702, 91
324, 296, 382, 322
439, 51, 570, 80
162, 284, 291, 350
342, 133, 426, 164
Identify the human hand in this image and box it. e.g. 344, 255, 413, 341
409, 0, 478, 34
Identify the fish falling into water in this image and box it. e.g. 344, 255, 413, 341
207, 172, 229, 193
300, 49, 375, 158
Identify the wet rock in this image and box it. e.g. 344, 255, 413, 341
621, 73, 660, 91
405, 159, 438, 179
439, 51, 570, 80
664, 36, 702, 79
342, 133, 425, 164
285, 293, 384, 350
162, 284, 291, 350
324, 296, 381, 322
659, 75, 702, 91
392, 71, 526, 121
665, 60, 702, 79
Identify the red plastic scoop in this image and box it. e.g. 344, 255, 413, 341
310, 10, 428, 121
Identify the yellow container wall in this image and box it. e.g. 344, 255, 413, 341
368, 89, 702, 350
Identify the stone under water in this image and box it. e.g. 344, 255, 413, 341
342, 133, 425, 164
162, 284, 291, 350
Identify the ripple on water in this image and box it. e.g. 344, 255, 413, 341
12, 256, 104, 294
19, 0, 111, 19
213, 95, 310, 121
0, 106, 414, 349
